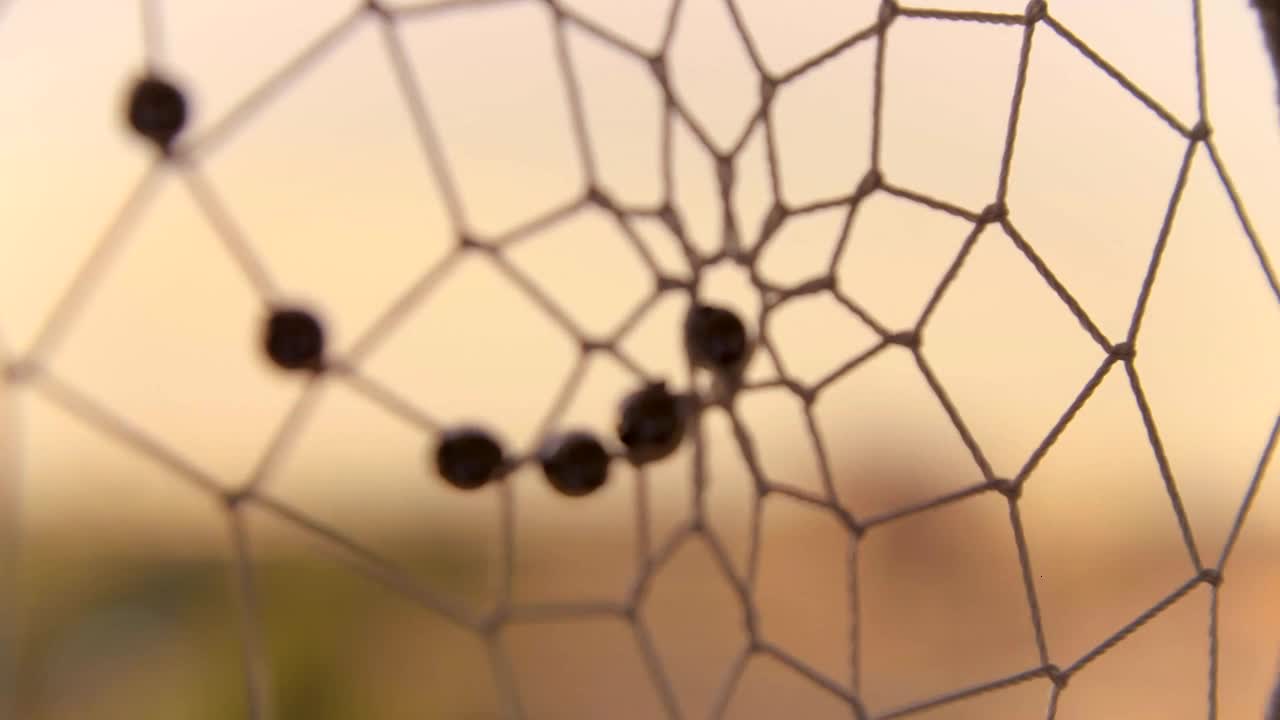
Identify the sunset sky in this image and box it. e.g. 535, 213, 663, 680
0, 0, 1277, 556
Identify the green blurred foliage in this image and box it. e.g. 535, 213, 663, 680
14, 539, 494, 720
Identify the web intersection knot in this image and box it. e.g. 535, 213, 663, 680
3, 0, 1279, 718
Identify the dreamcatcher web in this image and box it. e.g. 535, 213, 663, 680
2, 0, 1280, 718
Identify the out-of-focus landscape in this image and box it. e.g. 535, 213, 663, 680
9, 455, 1280, 720
3, 0, 1280, 718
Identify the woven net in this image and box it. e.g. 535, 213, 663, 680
3, 0, 1280, 718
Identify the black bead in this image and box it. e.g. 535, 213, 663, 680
539, 432, 610, 497
263, 307, 325, 371
684, 303, 749, 374
617, 382, 689, 465
126, 75, 188, 151
435, 428, 505, 490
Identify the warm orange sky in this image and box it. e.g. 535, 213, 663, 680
0, 0, 1278, 560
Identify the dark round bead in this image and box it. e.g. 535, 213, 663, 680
617, 382, 689, 465
126, 75, 188, 151
539, 432, 610, 497
684, 303, 749, 373
435, 428, 505, 490
263, 307, 325, 371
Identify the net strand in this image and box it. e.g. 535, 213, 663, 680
1062, 573, 1206, 679
1125, 139, 1200, 345
758, 640, 866, 715
1012, 354, 1116, 486
189, 7, 367, 159
911, 221, 983, 331
707, 645, 752, 720
1191, 0, 1209, 121
139, 0, 165, 70
913, 352, 995, 481
1006, 499, 1051, 667
878, 181, 980, 223
776, 21, 883, 86
29, 370, 222, 496
722, 0, 766, 77
528, 353, 591, 453
634, 464, 653, 568
491, 196, 585, 249
24, 162, 166, 367
800, 402, 840, 501
607, 287, 665, 348
635, 615, 687, 720
1001, 219, 1111, 351
1041, 14, 1193, 137
861, 479, 989, 531
868, 11, 889, 170
226, 511, 273, 720
240, 376, 325, 495
1123, 361, 1205, 573
846, 533, 863, 698
377, 14, 471, 233
1045, 684, 1062, 720
993, 5, 1032, 206
1204, 138, 1280, 304
495, 471, 518, 607
1208, 583, 1221, 720
247, 491, 480, 626
342, 249, 465, 365
487, 631, 529, 720
878, 664, 1051, 720
4, 0, 1277, 718
180, 164, 281, 299
1218, 413, 1280, 572
550, 9, 599, 185
561, 8, 649, 59
336, 366, 441, 432
897, 8, 1024, 26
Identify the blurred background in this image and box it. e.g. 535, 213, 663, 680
2, 0, 1280, 718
